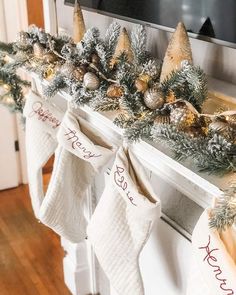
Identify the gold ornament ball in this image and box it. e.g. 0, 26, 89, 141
107, 84, 124, 98
73, 66, 87, 81
144, 88, 165, 110
91, 53, 100, 65
33, 42, 45, 58
170, 107, 196, 129
83, 72, 100, 90
43, 52, 58, 63
60, 62, 76, 77
43, 67, 55, 80
139, 74, 151, 83
135, 78, 148, 93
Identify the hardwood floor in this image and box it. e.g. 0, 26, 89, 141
0, 182, 71, 295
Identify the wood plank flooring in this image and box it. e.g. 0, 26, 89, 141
0, 182, 71, 295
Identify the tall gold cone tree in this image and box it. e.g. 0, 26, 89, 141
110, 28, 133, 67
160, 22, 193, 82
73, 0, 86, 43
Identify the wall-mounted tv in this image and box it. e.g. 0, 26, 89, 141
65, 0, 236, 48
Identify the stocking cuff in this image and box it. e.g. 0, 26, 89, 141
24, 91, 63, 135
57, 110, 117, 172
191, 209, 236, 294
110, 147, 161, 220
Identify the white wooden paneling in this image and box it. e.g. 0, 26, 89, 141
0, 0, 28, 189
0, 106, 19, 189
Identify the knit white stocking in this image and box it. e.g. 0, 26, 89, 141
87, 147, 161, 295
186, 209, 236, 295
23, 91, 63, 217
39, 110, 116, 243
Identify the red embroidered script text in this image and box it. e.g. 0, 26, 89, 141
64, 128, 102, 160
28, 101, 61, 129
113, 165, 137, 206
199, 235, 234, 295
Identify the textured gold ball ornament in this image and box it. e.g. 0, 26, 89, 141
43, 52, 58, 63
43, 67, 55, 80
139, 74, 151, 83
33, 42, 45, 58
135, 78, 148, 93
144, 88, 165, 110
107, 84, 124, 98
91, 53, 100, 65
83, 72, 100, 90
73, 67, 87, 81
60, 62, 76, 77
170, 107, 197, 129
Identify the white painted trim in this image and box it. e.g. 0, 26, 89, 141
42, 0, 58, 34
0, 0, 7, 41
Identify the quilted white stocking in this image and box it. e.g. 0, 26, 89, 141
39, 110, 116, 243
87, 147, 161, 295
187, 209, 236, 295
23, 91, 63, 217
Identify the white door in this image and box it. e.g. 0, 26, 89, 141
0, 0, 28, 189
0, 107, 19, 189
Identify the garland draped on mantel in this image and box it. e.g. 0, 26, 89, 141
0, 4, 235, 229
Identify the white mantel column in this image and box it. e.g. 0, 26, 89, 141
42, 0, 58, 34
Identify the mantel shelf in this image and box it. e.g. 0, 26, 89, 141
30, 72, 235, 210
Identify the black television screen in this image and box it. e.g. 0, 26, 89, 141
65, 0, 236, 47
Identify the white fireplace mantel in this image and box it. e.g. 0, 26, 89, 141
30, 72, 235, 295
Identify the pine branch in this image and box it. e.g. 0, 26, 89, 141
104, 22, 121, 60
43, 74, 67, 98
152, 124, 236, 174
131, 25, 147, 63
160, 62, 208, 111
124, 118, 154, 142
92, 96, 120, 112
114, 113, 136, 129
209, 185, 236, 231
0, 42, 15, 54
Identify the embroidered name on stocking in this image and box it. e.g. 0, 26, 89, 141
28, 101, 61, 129
64, 128, 102, 160
113, 165, 137, 206
199, 235, 234, 295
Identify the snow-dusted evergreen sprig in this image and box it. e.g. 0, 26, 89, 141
123, 115, 155, 142
151, 124, 236, 174
94, 22, 121, 74
104, 22, 121, 60
131, 25, 147, 63
0, 58, 31, 113
77, 27, 101, 59
209, 185, 236, 231
43, 74, 67, 98
160, 61, 208, 111
140, 59, 161, 80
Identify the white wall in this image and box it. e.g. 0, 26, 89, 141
56, 0, 236, 85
